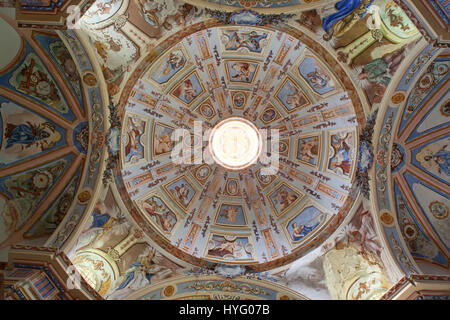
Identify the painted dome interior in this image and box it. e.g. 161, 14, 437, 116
118, 25, 361, 268
0, 0, 449, 301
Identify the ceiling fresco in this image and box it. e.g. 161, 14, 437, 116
116, 25, 365, 270
0, 0, 449, 301
0, 13, 107, 261
373, 48, 450, 274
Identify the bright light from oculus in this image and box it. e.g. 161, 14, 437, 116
209, 117, 262, 171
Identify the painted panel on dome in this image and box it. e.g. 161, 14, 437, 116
190, 164, 212, 185
407, 92, 450, 141
206, 234, 253, 262
0, 98, 65, 168
224, 60, 259, 84
152, 122, 175, 158
193, 99, 217, 121
222, 178, 241, 197
394, 180, 448, 266
267, 182, 303, 218
147, 44, 190, 86
413, 135, 450, 184
327, 130, 356, 179
32, 32, 84, 109
82, 0, 123, 24
220, 28, 269, 54
230, 90, 249, 109
139, 194, 178, 235
298, 56, 335, 95
106, 244, 182, 300
170, 71, 204, 105
404, 172, 450, 250
259, 104, 281, 124
285, 205, 327, 244
295, 134, 321, 168
400, 60, 449, 133
275, 77, 310, 113
24, 165, 82, 239
163, 175, 198, 212
0, 154, 72, 235
124, 116, 147, 164
0, 43, 74, 121
215, 203, 247, 227
255, 167, 277, 190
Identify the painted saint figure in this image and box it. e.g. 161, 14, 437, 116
291, 221, 320, 242
329, 133, 352, 176
230, 62, 256, 82
107, 247, 172, 300
307, 68, 332, 90
297, 137, 319, 165
163, 49, 185, 75
142, 198, 176, 232
322, 0, 375, 40
358, 46, 406, 87
224, 31, 268, 53
5, 121, 56, 150
82, 201, 122, 234
125, 117, 145, 162
286, 86, 308, 110
424, 144, 450, 176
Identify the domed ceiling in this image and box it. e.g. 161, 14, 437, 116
3, 0, 449, 301
116, 25, 364, 269
0, 12, 107, 260
373, 47, 450, 274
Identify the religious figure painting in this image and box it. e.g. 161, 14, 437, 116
140, 194, 178, 234
267, 182, 303, 217
221, 29, 269, 54
9, 52, 68, 115
194, 100, 217, 121
286, 205, 326, 244
223, 178, 241, 197
152, 122, 175, 158
81, 200, 125, 237
148, 45, 188, 86
0, 100, 63, 167
170, 71, 204, 105
74, 189, 129, 253
230, 90, 248, 109
259, 105, 281, 124
206, 235, 253, 262
321, 0, 375, 40
215, 203, 247, 227
163, 175, 198, 211
274, 139, 290, 157
124, 116, 146, 164
255, 167, 277, 190
298, 56, 335, 95
107, 246, 177, 300
82, 0, 123, 24
415, 136, 450, 182
135, 0, 199, 36
225, 61, 259, 84
295, 134, 321, 168
327, 130, 356, 178
47, 39, 82, 101
190, 164, 212, 185
275, 77, 310, 113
